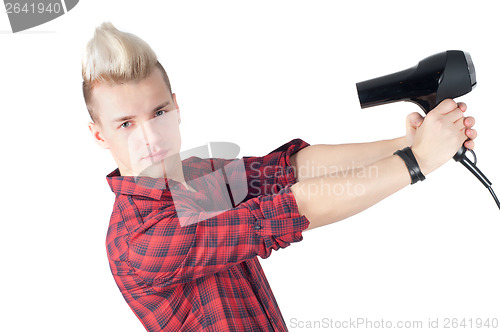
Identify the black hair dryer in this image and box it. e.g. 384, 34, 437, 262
356, 50, 500, 211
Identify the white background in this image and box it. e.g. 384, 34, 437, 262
1, 1, 499, 331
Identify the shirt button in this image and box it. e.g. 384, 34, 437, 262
171, 184, 179, 190
254, 224, 261, 230
196, 199, 203, 205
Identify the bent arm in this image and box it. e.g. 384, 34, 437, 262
291, 153, 410, 231
128, 185, 309, 288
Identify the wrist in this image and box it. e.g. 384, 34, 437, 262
410, 146, 434, 176
393, 147, 426, 184
393, 136, 408, 150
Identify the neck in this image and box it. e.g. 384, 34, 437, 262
167, 163, 196, 192
157, 155, 198, 193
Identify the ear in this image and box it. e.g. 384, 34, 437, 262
88, 122, 110, 149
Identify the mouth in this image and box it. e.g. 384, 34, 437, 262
142, 150, 169, 161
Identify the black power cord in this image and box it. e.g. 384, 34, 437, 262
487, 187, 500, 210
454, 147, 500, 211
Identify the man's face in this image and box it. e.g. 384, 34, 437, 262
88, 67, 181, 178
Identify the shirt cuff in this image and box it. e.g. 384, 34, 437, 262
249, 184, 310, 258
242, 138, 310, 201
273, 138, 310, 188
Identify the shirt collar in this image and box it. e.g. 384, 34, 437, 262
106, 168, 171, 200
105, 156, 206, 200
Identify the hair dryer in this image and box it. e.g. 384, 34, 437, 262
356, 50, 500, 211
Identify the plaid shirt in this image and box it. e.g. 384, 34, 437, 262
105, 138, 311, 331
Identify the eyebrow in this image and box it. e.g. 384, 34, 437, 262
112, 101, 170, 123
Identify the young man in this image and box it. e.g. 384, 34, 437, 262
84, 22, 477, 331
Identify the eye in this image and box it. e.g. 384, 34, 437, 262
155, 110, 166, 117
120, 121, 131, 129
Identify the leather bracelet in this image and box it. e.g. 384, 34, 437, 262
402, 147, 426, 182
393, 146, 426, 185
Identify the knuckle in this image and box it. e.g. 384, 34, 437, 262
426, 111, 437, 121
442, 98, 457, 110
436, 117, 446, 126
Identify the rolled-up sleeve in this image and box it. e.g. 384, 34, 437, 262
242, 138, 310, 198
251, 184, 309, 255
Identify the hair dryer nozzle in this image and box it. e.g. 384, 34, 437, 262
464, 52, 477, 89
356, 50, 476, 113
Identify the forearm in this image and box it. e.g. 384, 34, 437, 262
290, 153, 411, 231
290, 136, 407, 182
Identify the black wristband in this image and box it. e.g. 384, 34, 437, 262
393, 146, 426, 185
402, 147, 426, 182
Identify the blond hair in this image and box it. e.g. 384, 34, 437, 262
81, 21, 172, 124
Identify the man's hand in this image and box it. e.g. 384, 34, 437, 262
411, 99, 479, 176
405, 102, 477, 149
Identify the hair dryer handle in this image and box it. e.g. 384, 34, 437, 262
453, 145, 467, 161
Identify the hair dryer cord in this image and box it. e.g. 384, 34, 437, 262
487, 186, 500, 210
455, 149, 500, 210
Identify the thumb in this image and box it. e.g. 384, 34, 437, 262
407, 112, 424, 128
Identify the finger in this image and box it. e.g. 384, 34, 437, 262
455, 118, 467, 131
466, 128, 477, 140
406, 112, 424, 128
464, 140, 475, 150
464, 116, 475, 128
458, 127, 468, 144
449, 108, 465, 123
436, 99, 458, 115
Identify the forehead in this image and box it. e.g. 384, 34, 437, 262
93, 68, 170, 122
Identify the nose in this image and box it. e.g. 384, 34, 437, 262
139, 119, 163, 148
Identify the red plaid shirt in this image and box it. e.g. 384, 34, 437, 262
105, 138, 311, 331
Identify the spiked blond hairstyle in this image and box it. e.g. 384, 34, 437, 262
81, 21, 172, 125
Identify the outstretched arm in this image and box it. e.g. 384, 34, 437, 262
289, 136, 407, 182
290, 105, 476, 183
291, 100, 477, 231
291, 152, 410, 231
